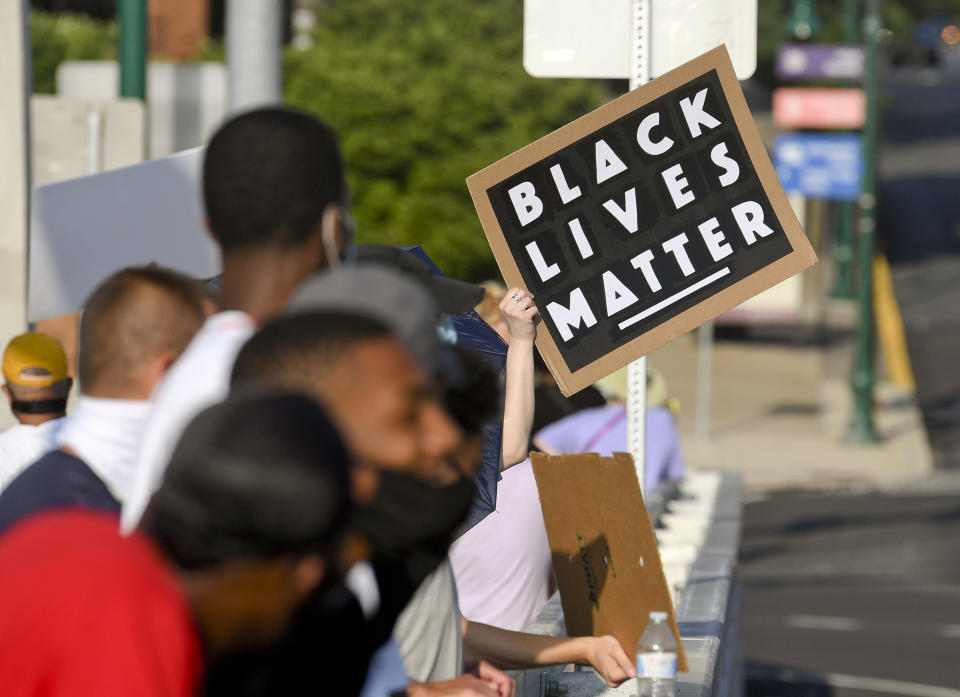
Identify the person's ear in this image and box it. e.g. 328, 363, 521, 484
290, 555, 326, 599
64, 377, 74, 396
1, 384, 13, 407
319, 203, 347, 268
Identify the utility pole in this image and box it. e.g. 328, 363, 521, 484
118, 0, 147, 100
846, 0, 881, 443
226, 0, 284, 112
831, 0, 859, 299
626, 0, 651, 498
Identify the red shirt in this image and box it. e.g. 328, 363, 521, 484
0, 510, 203, 697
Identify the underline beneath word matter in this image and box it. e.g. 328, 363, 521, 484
617, 267, 732, 331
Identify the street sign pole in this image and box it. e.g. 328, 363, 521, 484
118, 0, 147, 100
831, 0, 860, 300
626, 0, 650, 498
846, 0, 880, 443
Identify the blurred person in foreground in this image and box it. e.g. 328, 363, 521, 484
0, 267, 207, 533
0, 332, 72, 489
233, 267, 635, 695
122, 106, 353, 533
0, 390, 351, 697
534, 366, 685, 496
228, 269, 507, 697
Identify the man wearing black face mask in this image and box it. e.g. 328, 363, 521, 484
229, 268, 511, 697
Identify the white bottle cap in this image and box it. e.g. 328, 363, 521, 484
649, 611, 668, 621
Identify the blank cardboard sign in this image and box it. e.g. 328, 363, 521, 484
468, 46, 816, 395
531, 451, 688, 673
28, 146, 220, 322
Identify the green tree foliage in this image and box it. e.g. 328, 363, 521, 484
30, 10, 114, 94
284, 0, 610, 281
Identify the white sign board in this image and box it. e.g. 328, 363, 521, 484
523, 0, 633, 78
650, 0, 757, 81
524, 0, 757, 81
28, 147, 221, 322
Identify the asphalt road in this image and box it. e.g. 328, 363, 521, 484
740, 487, 960, 697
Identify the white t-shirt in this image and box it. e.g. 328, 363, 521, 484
392, 559, 464, 683
120, 311, 256, 532
0, 419, 64, 491
449, 458, 552, 631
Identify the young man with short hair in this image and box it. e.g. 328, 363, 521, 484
0, 267, 207, 531
122, 106, 354, 533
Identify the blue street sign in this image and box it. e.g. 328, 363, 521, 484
774, 134, 863, 201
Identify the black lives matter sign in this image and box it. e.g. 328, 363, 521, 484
468, 48, 816, 395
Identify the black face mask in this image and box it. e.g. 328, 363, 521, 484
352, 468, 475, 587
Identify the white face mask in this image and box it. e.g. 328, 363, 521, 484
56, 396, 152, 504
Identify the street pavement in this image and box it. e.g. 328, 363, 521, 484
740, 487, 960, 697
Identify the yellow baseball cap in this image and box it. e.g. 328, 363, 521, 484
2, 332, 68, 388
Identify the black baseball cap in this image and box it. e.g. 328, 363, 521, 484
145, 388, 352, 569
356, 244, 484, 315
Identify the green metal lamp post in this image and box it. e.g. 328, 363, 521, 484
831, 0, 859, 300
846, 0, 881, 443
118, 0, 147, 100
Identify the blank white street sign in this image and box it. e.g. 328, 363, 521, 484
524, 0, 757, 81
523, 0, 632, 78
651, 0, 757, 80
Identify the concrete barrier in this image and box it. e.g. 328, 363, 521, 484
512, 470, 743, 697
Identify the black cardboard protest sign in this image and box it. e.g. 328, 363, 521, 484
468, 47, 816, 395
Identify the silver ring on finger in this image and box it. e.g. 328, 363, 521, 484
512, 293, 523, 303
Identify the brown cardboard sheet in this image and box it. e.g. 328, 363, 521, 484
468, 46, 817, 395
531, 451, 688, 673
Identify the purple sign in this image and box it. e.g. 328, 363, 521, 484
776, 44, 865, 81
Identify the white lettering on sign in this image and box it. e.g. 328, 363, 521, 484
710, 142, 740, 187
508, 181, 544, 227
602, 187, 639, 233
595, 139, 628, 184
662, 164, 696, 210
679, 87, 722, 138
732, 200, 774, 244
547, 288, 598, 342
698, 217, 734, 261
567, 218, 594, 260
525, 240, 561, 282
636, 112, 675, 156
662, 232, 696, 276
550, 164, 582, 204
602, 270, 640, 315
630, 249, 662, 292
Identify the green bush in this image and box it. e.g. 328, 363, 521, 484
284, 0, 610, 281
30, 10, 115, 94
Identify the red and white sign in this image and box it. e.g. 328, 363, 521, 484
772, 88, 866, 130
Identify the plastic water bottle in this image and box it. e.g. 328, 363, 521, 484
636, 611, 677, 697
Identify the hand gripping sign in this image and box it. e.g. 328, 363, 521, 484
468, 47, 816, 395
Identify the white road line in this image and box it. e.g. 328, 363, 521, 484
939, 623, 960, 638
785, 614, 864, 631
748, 666, 960, 697
617, 267, 731, 330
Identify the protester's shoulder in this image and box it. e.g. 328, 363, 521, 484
0, 423, 36, 450
153, 311, 256, 394
0, 510, 159, 581
536, 404, 619, 441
